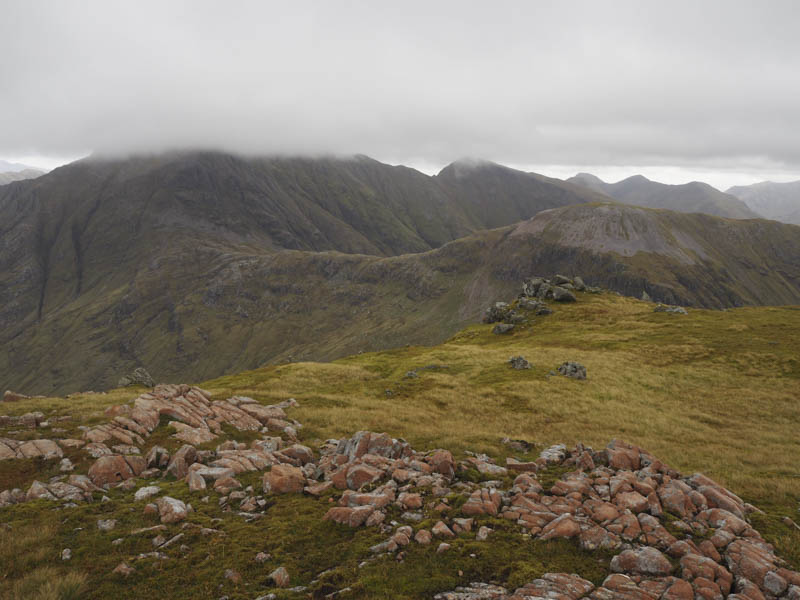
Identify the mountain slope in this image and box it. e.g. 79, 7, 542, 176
568, 172, 760, 219
3, 187, 799, 395
0, 168, 45, 185
1, 293, 799, 599
436, 160, 611, 229
727, 180, 800, 225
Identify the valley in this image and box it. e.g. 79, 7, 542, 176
2, 153, 799, 396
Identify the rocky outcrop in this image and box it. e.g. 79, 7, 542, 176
81, 385, 302, 455
509, 356, 531, 370
2, 384, 799, 600
484, 274, 596, 333
3, 390, 29, 402
0, 412, 45, 429
522, 275, 597, 301
117, 367, 155, 388
88, 455, 146, 486
654, 303, 689, 315
557, 361, 587, 380
0, 438, 63, 460
492, 323, 514, 335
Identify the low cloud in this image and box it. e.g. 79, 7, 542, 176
2, 0, 799, 184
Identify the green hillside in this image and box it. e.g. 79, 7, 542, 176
1, 292, 799, 599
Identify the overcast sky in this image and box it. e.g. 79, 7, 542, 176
2, 1, 799, 189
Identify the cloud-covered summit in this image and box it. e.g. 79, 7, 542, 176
2, 0, 799, 185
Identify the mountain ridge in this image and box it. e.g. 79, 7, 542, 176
727, 180, 800, 225
567, 172, 760, 219
2, 152, 800, 395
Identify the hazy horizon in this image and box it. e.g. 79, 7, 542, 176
3, 150, 799, 192
3, 0, 800, 190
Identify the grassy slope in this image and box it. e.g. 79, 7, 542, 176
1, 293, 799, 599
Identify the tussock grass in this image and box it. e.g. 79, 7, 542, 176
206, 293, 800, 505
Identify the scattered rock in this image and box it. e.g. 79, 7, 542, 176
557, 361, 587, 380
483, 302, 511, 324
654, 304, 688, 315
269, 566, 290, 588
223, 569, 241, 584
415, 529, 432, 544
112, 562, 135, 577
509, 356, 531, 370
155, 496, 188, 523
263, 464, 305, 494
97, 519, 117, 532
432, 521, 455, 538
187, 470, 207, 492
3, 390, 29, 402
117, 367, 155, 388
501, 437, 533, 453
134, 485, 161, 501
551, 286, 577, 302
492, 323, 515, 335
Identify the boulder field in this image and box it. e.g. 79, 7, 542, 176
1, 384, 799, 599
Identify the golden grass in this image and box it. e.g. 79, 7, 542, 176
2, 292, 800, 597
204, 294, 800, 506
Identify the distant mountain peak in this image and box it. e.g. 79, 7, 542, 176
567, 171, 758, 219
726, 180, 800, 225
572, 172, 605, 183
437, 157, 499, 178
620, 174, 651, 184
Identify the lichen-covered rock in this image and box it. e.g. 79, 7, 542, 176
654, 304, 688, 315
557, 361, 587, 379
552, 286, 577, 302
263, 464, 304, 494
88, 455, 145, 487
492, 323, 514, 335
118, 367, 155, 388
155, 496, 187, 523
611, 546, 672, 576
269, 566, 290, 588
509, 356, 531, 370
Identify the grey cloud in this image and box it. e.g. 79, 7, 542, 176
1, 0, 799, 178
